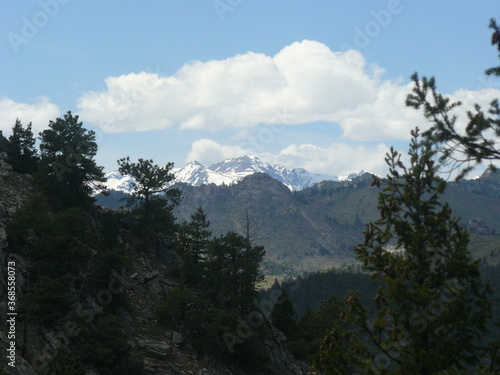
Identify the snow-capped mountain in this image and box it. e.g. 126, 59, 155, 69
103, 155, 342, 193
179, 155, 339, 191
174, 161, 234, 186
339, 170, 365, 181
104, 171, 134, 192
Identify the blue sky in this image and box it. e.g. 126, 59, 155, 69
1, 1, 499, 177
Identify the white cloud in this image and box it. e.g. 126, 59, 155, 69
271, 142, 392, 177
0, 97, 60, 134
186, 138, 392, 177
77, 40, 500, 143
186, 139, 248, 166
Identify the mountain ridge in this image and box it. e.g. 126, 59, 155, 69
96, 170, 500, 275
104, 155, 348, 193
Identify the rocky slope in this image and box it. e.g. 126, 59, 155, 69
0, 156, 308, 375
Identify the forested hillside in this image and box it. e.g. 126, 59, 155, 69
97, 169, 500, 275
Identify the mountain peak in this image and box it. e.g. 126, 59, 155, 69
185, 160, 204, 167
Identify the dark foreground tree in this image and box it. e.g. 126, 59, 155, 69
270, 290, 299, 340
176, 207, 212, 285
4, 119, 39, 173
406, 18, 500, 179
205, 231, 265, 313
0, 130, 8, 153
117, 157, 181, 238
37, 111, 106, 208
317, 129, 493, 375
117, 157, 180, 208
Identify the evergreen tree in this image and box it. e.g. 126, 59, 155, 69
0, 130, 9, 154
179, 206, 212, 261
318, 129, 493, 374
117, 156, 180, 208
117, 157, 181, 239
6, 119, 38, 173
37, 111, 106, 208
485, 18, 500, 78
177, 207, 212, 285
206, 231, 265, 313
270, 290, 299, 340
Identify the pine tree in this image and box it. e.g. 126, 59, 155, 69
0, 130, 9, 155
177, 207, 212, 285
117, 157, 181, 239
318, 129, 493, 374
117, 156, 180, 208
270, 290, 299, 340
6, 119, 38, 173
205, 232, 265, 313
181, 207, 212, 261
37, 111, 105, 208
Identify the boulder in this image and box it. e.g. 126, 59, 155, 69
137, 339, 173, 359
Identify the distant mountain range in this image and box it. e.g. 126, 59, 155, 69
96, 169, 500, 275
104, 155, 358, 193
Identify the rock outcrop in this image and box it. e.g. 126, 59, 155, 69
467, 217, 496, 235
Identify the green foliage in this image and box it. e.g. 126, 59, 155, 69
7, 192, 130, 327
156, 286, 262, 359
156, 283, 199, 324
205, 231, 265, 313
6, 192, 54, 253
288, 296, 345, 364
30, 207, 97, 280
46, 349, 86, 375
406, 19, 500, 179
315, 295, 374, 375
5, 119, 38, 173
117, 156, 181, 207
189, 306, 241, 355
37, 111, 105, 208
485, 18, 500, 77
117, 157, 181, 239
178, 206, 212, 261
264, 265, 375, 317
318, 130, 493, 374
23, 279, 73, 326
80, 315, 144, 375
176, 207, 212, 285
0, 130, 8, 154
9, 201, 99, 326
270, 290, 299, 340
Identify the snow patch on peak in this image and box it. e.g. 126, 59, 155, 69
339, 170, 366, 181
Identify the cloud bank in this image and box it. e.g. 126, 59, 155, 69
0, 97, 60, 134
77, 40, 500, 143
